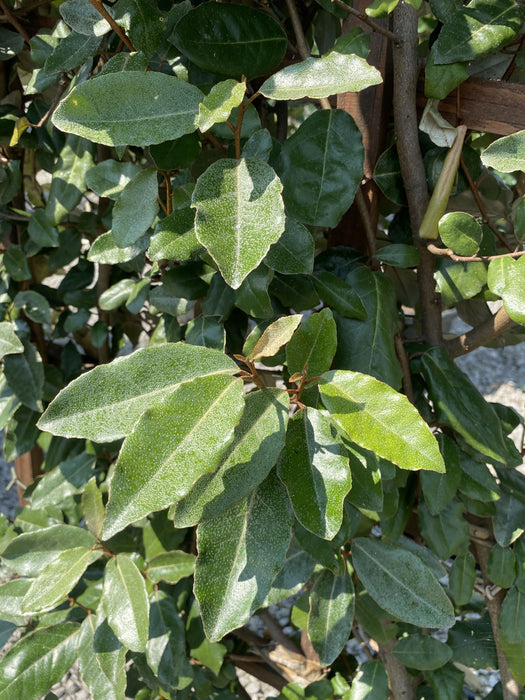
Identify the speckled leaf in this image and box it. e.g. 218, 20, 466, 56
85, 159, 140, 199
499, 587, 525, 642
148, 207, 200, 262
482, 130, 525, 173
265, 218, 314, 275
171, 388, 289, 527
0, 579, 31, 625
146, 550, 195, 584
235, 265, 274, 318
0, 323, 23, 360
60, 0, 112, 36
433, 0, 524, 65
192, 158, 285, 289
197, 79, 246, 132
418, 500, 470, 559
78, 609, 126, 700
146, 589, 193, 691
413, 346, 509, 464
349, 660, 389, 699
278, 408, 351, 539
0, 622, 81, 700
3, 341, 43, 413
38, 342, 238, 442
264, 538, 316, 606
103, 554, 149, 652
195, 471, 293, 641
171, 3, 287, 80
185, 316, 225, 351
286, 308, 337, 379
448, 552, 476, 606
45, 30, 100, 74
45, 135, 95, 225
31, 452, 96, 509
102, 375, 244, 539
308, 568, 354, 665
22, 546, 101, 614
52, 72, 203, 146
319, 370, 445, 473
279, 109, 364, 228
439, 212, 482, 256
251, 315, 302, 361
260, 51, 381, 100
82, 477, 105, 539
493, 491, 525, 547
352, 538, 455, 628
111, 168, 158, 247
88, 230, 149, 264
488, 256, 525, 326
112, 0, 164, 58
487, 544, 517, 589
393, 633, 452, 670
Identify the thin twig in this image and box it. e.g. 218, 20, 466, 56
163, 172, 173, 216
426, 242, 525, 263
31, 75, 68, 128
460, 156, 513, 251
331, 0, 402, 45
355, 186, 377, 257
87, 0, 136, 52
0, 0, 30, 42
204, 131, 228, 156
285, 0, 310, 59
394, 333, 414, 403
445, 305, 515, 358
259, 610, 300, 655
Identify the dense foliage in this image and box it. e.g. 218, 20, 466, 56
1, 0, 525, 698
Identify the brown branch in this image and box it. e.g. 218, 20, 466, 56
426, 242, 525, 263
204, 131, 228, 156
87, 0, 136, 52
259, 610, 300, 655
331, 0, 401, 45
395, 333, 414, 402
445, 305, 515, 358
0, 0, 30, 42
31, 74, 68, 128
285, 0, 310, 60
355, 185, 377, 258
460, 156, 513, 251
378, 638, 416, 699
393, 2, 442, 347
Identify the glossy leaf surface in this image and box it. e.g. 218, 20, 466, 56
286, 308, 337, 379
103, 554, 149, 652
78, 610, 126, 700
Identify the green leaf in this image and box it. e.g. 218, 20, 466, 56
0, 622, 81, 700
235, 265, 274, 318
171, 388, 289, 527
397, 535, 447, 580
434, 258, 487, 306
278, 407, 351, 539
447, 616, 497, 669
334, 267, 402, 389
3, 244, 30, 281
313, 271, 367, 319
279, 109, 364, 228
319, 370, 445, 473
162, 261, 210, 300
425, 43, 469, 100
171, 3, 287, 80
22, 546, 101, 614
393, 633, 452, 670
438, 212, 482, 256
265, 218, 314, 275
349, 660, 389, 699
52, 72, 203, 146
185, 598, 227, 674
14, 291, 52, 325
102, 375, 244, 538
78, 609, 127, 700
88, 230, 149, 264
27, 210, 59, 248
30, 452, 96, 508
413, 346, 509, 464
286, 308, 337, 379
260, 52, 381, 101
448, 551, 476, 606
0, 579, 32, 624
3, 406, 40, 462
146, 550, 195, 584
112, 0, 164, 58
60, 0, 112, 36
488, 256, 525, 326
197, 79, 246, 132
374, 244, 419, 268
82, 477, 105, 539
45, 30, 100, 74
194, 471, 293, 641
433, 0, 524, 65
420, 434, 461, 515
103, 554, 149, 652
38, 342, 238, 441
458, 453, 500, 502
295, 521, 342, 573
85, 159, 140, 198
0, 27, 24, 60
3, 340, 43, 413
99, 278, 135, 310
499, 632, 525, 684
308, 568, 354, 665
45, 135, 95, 224
426, 663, 464, 700
251, 315, 302, 361
482, 129, 525, 172
112, 167, 158, 247
332, 27, 371, 57
418, 499, 470, 559
148, 207, 200, 262
366, 0, 399, 17
1, 524, 96, 577
264, 538, 316, 606
493, 491, 525, 547
241, 128, 273, 161
192, 158, 285, 289
352, 538, 455, 628
149, 133, 201, 171
185, 316, 225, 351
0, 322, 23, 359
373, 143, 407, 206
146, 589, 193, 691
487, 544, 517, 588
343, 440, 383, 512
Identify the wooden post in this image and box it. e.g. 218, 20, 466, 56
14, 445, 43, 505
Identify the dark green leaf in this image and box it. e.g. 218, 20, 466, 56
294, 522, 342, 573
112, 168, 158, 247
78, 609, 126, 700
3, 244, 30, 281
171, 3, 287, 80
45, 135, 95, 225
349, 660, 388, 699
418, 500, 470, 559
60, 0, 112, 36
447, 616, 497, 669
494, 491, 525, 547
30, 452, 96, 508
146, 550, 195, 584
235, 265, 274, 318
194, 472, 293, 641
278, 407, 351, 539
85, 159, 140, 199
103, 554, 149, 652
0, 27, 24, 60
344, 440, 383, 512
27, 210, 58, 248
308, 568, 354, 665
488, 256, 525, 326
420, 434, 461, 515
149, 133, 201, 171
393, 633, 452, 670
279, 109, 364, 228
425, 43, 468, 100
264, 538, 316, 606
352, 538, 455, 628
113, 0, 164, 58
448, 552, 476, 606
313, 271, 367, 319
499, 586, 525, 642
265, 218, 314, 275
426, 663, 464, 700
0, 323, 23, 360
439, 212, 482, 256
45, 30, 100, 74
286, 308, 337, 379
434, 258, 487, 306
14, 291, 52, 325
53, 72, 203, 146
3, 406, 40, 462
374, 244, 420, 268
487, 544, 517, 588
3, 341, 43, 412
373, 144, 407, 206
185, 316, 225, 351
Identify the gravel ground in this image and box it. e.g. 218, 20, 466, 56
0, 325, 523, 700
